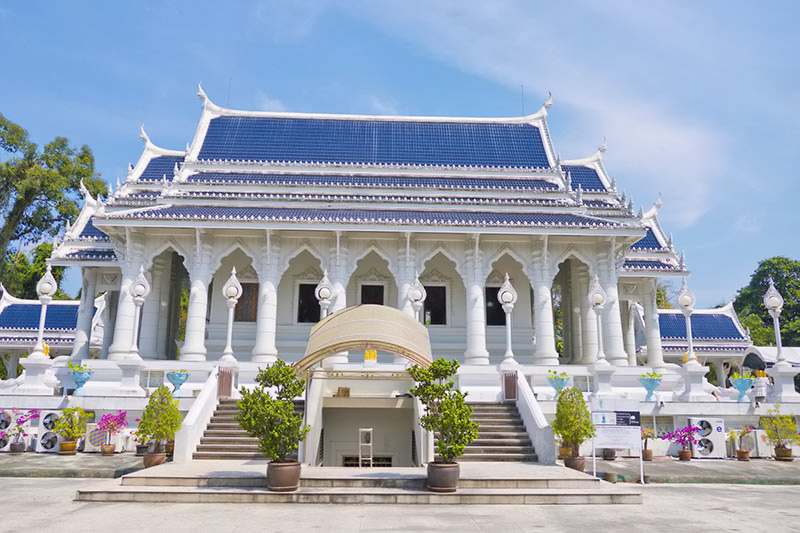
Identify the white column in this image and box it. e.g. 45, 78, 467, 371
180, 263, 212, 362
395, 238, 417, 364
252, 233, 280, 363
107, 267, 139, 361
578, 265, 598, 364
569, 261, 584, 364
532, 267, 559, 366
155, 253, 174, 359
139, 257, 166, 359
560, 271, 572, 363
101, 291, 118, 359
643, 280, 665, 370
70, 268, 98, 361
464, 242, 489, 365
622, 301, 637, 366
598, 257, 627, 366
324, 235, 349, 366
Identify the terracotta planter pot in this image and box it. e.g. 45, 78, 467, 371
268, 461, 302, 492
559, 446, 573, 460
143, 452, 167, 468
736, 449, 751, 462
564, 456, 586, 472
642, 449, 653, 461
775, 447, 794, 462
135, 444, 149, 456
426, 462, 460, 493
59, 441, 77, 455
678, 449, 692, 461
101, 444, 116, 456
9, 442, 25, 454
166, 440, 175, 456
602, 472, 618, 483
602, 448, 616, 461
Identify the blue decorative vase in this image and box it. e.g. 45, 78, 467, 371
547, 376, 569, 400
730, 378, 754, 402
167, 371, 189, 393
71, 369, 94, 396
639, 377, 662, 402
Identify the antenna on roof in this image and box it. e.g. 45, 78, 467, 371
520, 85, 524, 116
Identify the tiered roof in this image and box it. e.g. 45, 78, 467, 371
654, 303, 751, 360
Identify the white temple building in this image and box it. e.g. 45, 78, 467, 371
1, 87, 798, 465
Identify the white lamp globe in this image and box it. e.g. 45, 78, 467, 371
226, 285, 239, 298
592, 292, 604, 306
501, 290, 514, 303
318, 287, 331, 300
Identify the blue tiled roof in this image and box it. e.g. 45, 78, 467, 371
187, 172, 559, 191
111, 205, 620, 228
631, 228, 664, 251
659, 313, 746, 340
65, 249, 117, 261
562, 165, 605, 191
0, 335, 75, 345
0, 304, 80, 332
139, 155, 184, 182
198, 117, 550, 169
78, 218, 109, 241
623, 260, 679, 271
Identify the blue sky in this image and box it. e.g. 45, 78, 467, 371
1, 1, 798, 306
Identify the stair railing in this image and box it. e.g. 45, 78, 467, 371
173, 366, 220, 463
514, 370, 557, 464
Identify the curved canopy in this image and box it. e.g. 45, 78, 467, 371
295, 304, 432, 373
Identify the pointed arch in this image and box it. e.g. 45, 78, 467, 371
211, 240, 259, 276
143, 240, 190, 271
485, 246, 532, 287
347, 243, 397, 283
551, 247, 595, 284
280, 242, 327, 280
418, 245, 465, 286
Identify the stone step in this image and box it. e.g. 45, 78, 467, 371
193, 451, 264, 460
75, 485, 640, 505
472, 431, 530, 439
470, 438, 531, 446
195, 444, 262, 453
203, 430, 252, 438
200, 437, 259, 445
463, 446, 536, 454
458, 453, 539, 462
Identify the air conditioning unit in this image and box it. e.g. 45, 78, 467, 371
688, 417, 726, 459
0, 411, 12, 451
35, 410, 63, 453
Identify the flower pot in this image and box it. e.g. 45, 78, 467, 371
59, 441, 77, 455
602, 472, 618, 483
775, 447, 794, 462
426, 462, 460, 493
267, 461, 302, 492
9, 441, 25, 454
736, 449, 751, 462
101, 444, 116, 456
143, 452, 167, 468
559, 446, 573, 460
547, 376, 570, 400
602, 448, 616, 461
564, 456, 586, 472
730, 377, 754, 403
638, 376, 662, 401
642, 449, 653, 461
70, 369, 94, 396
135, 444, 150, 456
678, 449, 692, 461
166, 371, 189, 394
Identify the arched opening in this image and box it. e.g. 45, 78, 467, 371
139, 249, 189, 360
552, 256, 594, 365
485, 252, 533, 364
276, 249, 324, 360
346, 250, 397, 308
206, 248, 257, 358
419, 252, 465, 357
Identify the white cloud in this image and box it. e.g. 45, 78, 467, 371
367, 96, 400, 116
254, 0, 329, 43
257, 92, 286, 112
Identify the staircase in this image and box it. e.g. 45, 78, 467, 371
193, 398, 304, 460
456, 403, 537, 462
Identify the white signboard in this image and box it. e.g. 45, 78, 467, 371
594, 426, 641, 449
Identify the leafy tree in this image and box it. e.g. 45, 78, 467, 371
740, 313, 774, 346
656, 281, 676, 309
134, 385, 183, 454
0, 113, 106, 277
734, 257, 800, 346
1, 243, 69, 299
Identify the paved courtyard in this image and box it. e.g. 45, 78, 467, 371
3, 478, 799, 532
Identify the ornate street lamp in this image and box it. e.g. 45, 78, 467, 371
29, 265, 58, 360
498, 273, 518, 364
588, 274, 607, 364
315, 270, 334, 319
677, 278, 698, 366
220, 267, 242, 363
763, 278, 786, 366
129, 265, 151, 359
407, 276, 427, 322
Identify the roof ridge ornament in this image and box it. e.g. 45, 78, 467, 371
197, 82, 222, 114
544, 91, 552, 110
140, 125, 150, 145
598, 137, 607, 153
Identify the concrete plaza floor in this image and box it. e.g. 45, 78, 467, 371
3, 478, 800, 532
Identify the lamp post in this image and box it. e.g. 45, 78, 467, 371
315, 270, 334, 319
677, 278, 698, 366
30, 265, 58, 360
588, 275, 607, 364
407, 276, 426, 322
220, 267, 242, 363
498, 273, 518, 364
763, 278, 786, 366
128, 265, 151, 359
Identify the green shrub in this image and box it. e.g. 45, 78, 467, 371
134, 385, 183, 453
236, 359, 309, 463
53, 407, 89, 442
760, 404, 800, 450
551, 387, 596, 457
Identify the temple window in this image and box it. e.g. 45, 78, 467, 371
485, 286, 506, 326
423, 285, 447, 325
234, 283, 258, 322
360, 284, 385, 305
297, 283, 321, 323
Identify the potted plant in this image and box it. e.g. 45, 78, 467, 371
166, 369, 190, 395
67, 361, 93, 396
760, 404, 800, 461
408, 358, 479, 492
729, 370, 754, 403
53, 407, 89, 455
134, 385, 183, 467
94, 410, 128, 455
546, 369, 570, 400
638, 370, 663, 402
0, 408, 39, 453
661, 425, 700, 461
237, 358, 310, 492
641, 427, 656, 461
551, 387, 596, 471
727, 426, 754, 461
